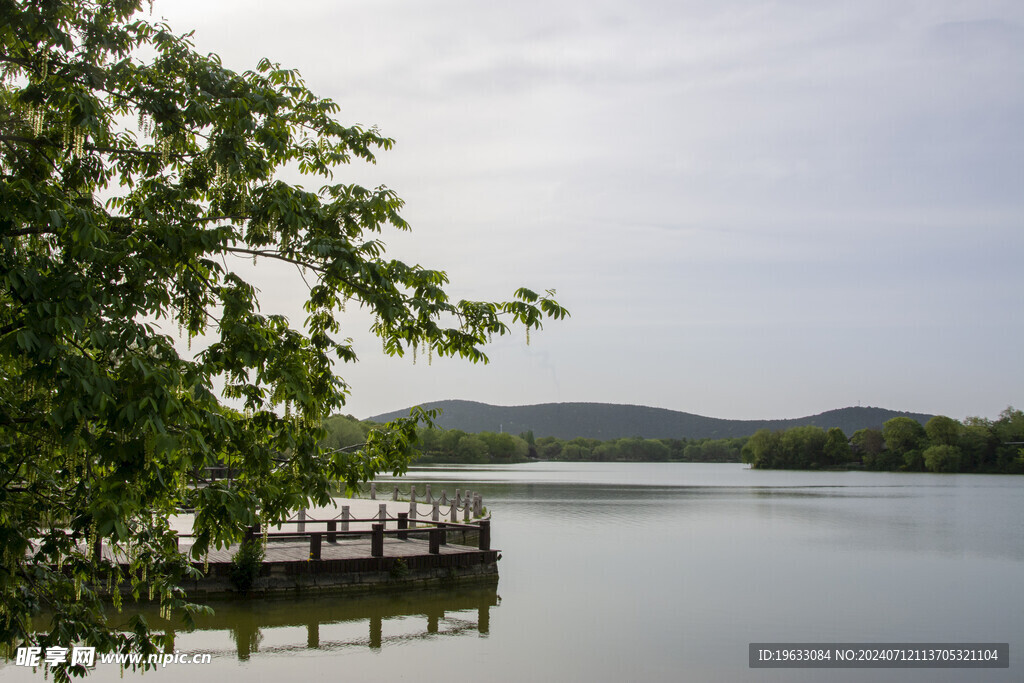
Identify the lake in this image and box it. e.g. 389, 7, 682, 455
2, 462, 1021, 682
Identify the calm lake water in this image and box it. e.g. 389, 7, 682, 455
2, 462, 1022, 682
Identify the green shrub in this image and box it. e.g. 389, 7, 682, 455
229, 538, 265, 594
389, 557, 409, 580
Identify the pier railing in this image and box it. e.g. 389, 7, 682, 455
362, 483, 486, 517
194, 470, 487, 521
192, 475, 486, 519
178, 476, 491, 562
176, 515, 491, 561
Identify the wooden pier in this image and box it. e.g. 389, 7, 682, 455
174, 513, 498, 597
65, 493, 499, 597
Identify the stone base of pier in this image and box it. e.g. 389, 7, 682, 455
181, 537, 499, 598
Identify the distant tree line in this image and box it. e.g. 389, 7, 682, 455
321, 407, 1024, 472
743, 408, 1024, 474
320, 414, 746, 464
533, 435, 746, 463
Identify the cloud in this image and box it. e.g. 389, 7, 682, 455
156, 0, 1024, 420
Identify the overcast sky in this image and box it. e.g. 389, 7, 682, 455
159, 0, 1023, 422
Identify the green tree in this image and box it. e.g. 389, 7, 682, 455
413, 424, 441, 458
682, 443, 703, 461
777, 425, 828, 469
924, 415, 961, 447
519, 430, 537, 458
959, 420, 997, 472
592, 440, 620, 461
994, 407, 1024, 439
535, 436, 563, 460
882, 417, 927, 454
455, 435, 489, 464
850, 428, 888, 469
923, 444, 962, 473
634, 438, 670, 461
438, 428, 468, 455
822, 427, 851, 468
478, 431, 528, 463
663, 438, 688, 461
882, 417, 926, 470
993, 407, 1024, 471
0, 1, 566, 674
559, 443, 590, 461
742, 429, 781, 469
705, 438, 747, 463
321, 414, 370, 452
559, 437, 598, 460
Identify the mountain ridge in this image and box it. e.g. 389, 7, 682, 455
366, 400, 935, 440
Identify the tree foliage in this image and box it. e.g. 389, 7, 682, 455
924, 415, 961, 447
923, 445, 961, 473
360, 419, 746, 464
746, 410, 1024, 474
850, 427, 885, 461
881, 417, 927, 457
742, 426, 840, 469
0, 0, 566, 674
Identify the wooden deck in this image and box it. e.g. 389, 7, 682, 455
64, 513, 499, 596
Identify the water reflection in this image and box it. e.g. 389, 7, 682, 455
130, 585, 498, 661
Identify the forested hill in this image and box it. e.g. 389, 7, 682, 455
366, 401, 934, 440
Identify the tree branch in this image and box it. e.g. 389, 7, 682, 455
223, 246, 324, 272
5, 226, 58, 238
